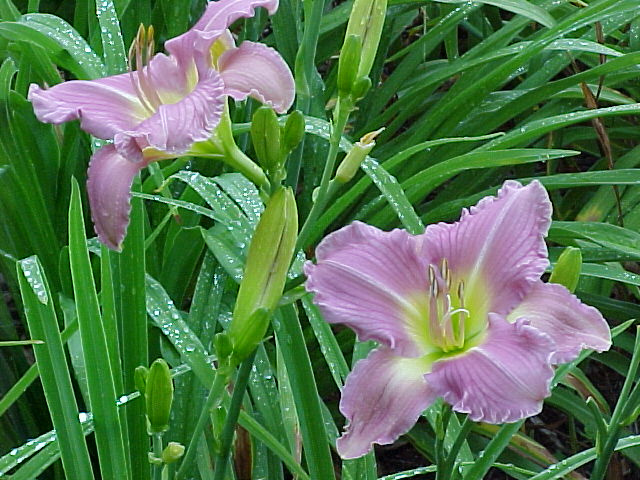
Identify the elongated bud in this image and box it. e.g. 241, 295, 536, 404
283, 110, 305, 154
335, 128, 384, 183
228, 188, 298, 362
251, 106, 282, 172
214, 331, 233, 365
145, 358, 173, 434
162, 442, 185, 464
549, 246, 582, 293
345, 0, 387, 80
337, 34, 363, 96
135, 365, 149, 394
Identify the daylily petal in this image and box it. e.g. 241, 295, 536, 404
87, 144, 150, 251
508, 282, 611, 364
165, 0, 278, 67
114, 68, 226, 159
218, 41, 295, 113
146, 52, 195, 102
28, 74, 148, 139
337, 347, 435, 459
305, 221, 430, 357
426, 314, 554, 424
419, 180, 552, 316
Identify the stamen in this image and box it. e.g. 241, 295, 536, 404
457, 281, 465, 309
428, 265, 438, 298
425, 261, 470, 352
440, 258, 450, 290
128, 24, 162, 113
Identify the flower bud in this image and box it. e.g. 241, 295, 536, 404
352, 76, 372, 100
549, 246, 582, 293
282, 110, 305, 155
337, 34, 363, 96
214, 331, 234, 363
251, 106, 282, 172
335, 128, 384, 183
134, 365, 148, 394
345, 0, 387, 80
162, 442, 185, 464
145, 358, 173, 434
228, 188, 298, 362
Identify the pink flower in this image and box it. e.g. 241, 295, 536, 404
304, 180, 611, 459
28, 0, 294, 250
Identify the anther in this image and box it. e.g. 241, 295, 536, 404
428, 265, 438, 297
457, 281, 465, 309
441, 259, 451, 290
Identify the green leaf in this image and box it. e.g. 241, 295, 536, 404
68, 179, 129, 480
95, 0, 127, 74
0, 14, 105, 79
434, 0, 555, 28
15, 256, 94, 479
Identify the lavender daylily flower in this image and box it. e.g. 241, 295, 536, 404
28, 0, 294, 250
304, 180, 611, 459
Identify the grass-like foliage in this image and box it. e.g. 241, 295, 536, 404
1, 0, 640, 478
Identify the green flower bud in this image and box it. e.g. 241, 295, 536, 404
145, 358, 173, 434
229, 308, 270, 363
135, 365, 149, 394
228, 188, 298, 362
214, 331, 234, 363
352, 76, 372, 100
335, 128, 384, 183
251, 106, 282, 172
337, 34, 363, 96
162, 442, 185, 464
345, 0, 387, 80
549, 246, 582, 293
282, 110, 305, 154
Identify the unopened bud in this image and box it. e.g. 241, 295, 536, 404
228, 188, 298, 362
345, 0, 387, 80
335, 128, 384, 183
135, 366, 149, 394
283, 110, 305, 154
352, 76, 372, 100
145, 358, 173, 434
162, 442, 185, 464
251, 106, 282, 172
337, 34, 363, 95
549, 246, 582, 293
214, 331, 233, 362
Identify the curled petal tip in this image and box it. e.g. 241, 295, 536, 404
87, 144, 146, 251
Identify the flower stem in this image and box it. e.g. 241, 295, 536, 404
175, 368, 231, 480
296, 98, 352, 250
435, 403, 452, 480
152, 433, 163, 480
438, 415, 473, 480
212, 350, 257, 480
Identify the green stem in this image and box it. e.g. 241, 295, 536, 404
591, 327, 640, 480
296, 99, 352, 250
152, 433, 163, 480
435, 404, 452, 480
213, 351, 257, 480
175, 368, 231, 480
439, 416, 473, 480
